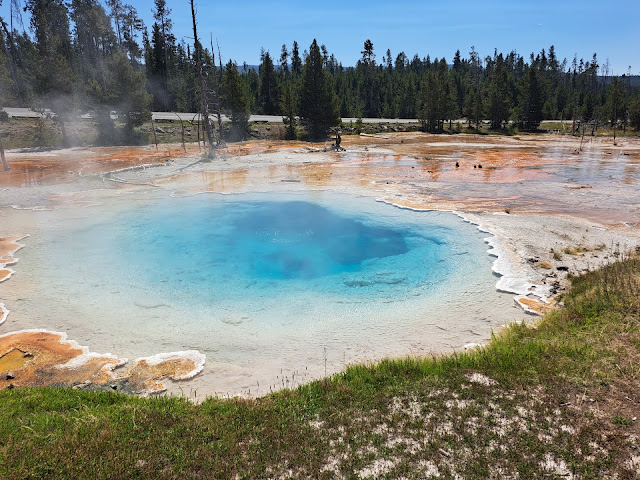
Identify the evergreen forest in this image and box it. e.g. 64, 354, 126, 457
1, 0, 640, 142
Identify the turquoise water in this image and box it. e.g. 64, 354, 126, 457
114, 194, 451, 308
5, 191, 523, 395
36, 192, 485, 317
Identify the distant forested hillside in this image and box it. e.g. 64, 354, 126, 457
1, 0, 639, 142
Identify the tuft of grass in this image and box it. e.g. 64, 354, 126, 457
613, 415, 631, 426
563, 246, 591, 256
551, 248, 563, 260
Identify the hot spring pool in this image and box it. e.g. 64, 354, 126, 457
2, 191, 524, 396
117, 196, 448, 308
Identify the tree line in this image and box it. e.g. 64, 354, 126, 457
1, 0, 639, 145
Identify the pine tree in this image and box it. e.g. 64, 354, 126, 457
121, 4, 144, 67
517, 67, 543, 130
453, 49, 462, 72
359, 39, 377, 117
280, 79, 297, 140
279, 44, 289, 76
394, 52, 407, 72
0, 3, 25, 104
108, 52, 152, 139
0, 24, 16, 104
298, 39, 340, 139
629, 93, 640, 131
385, 48, 392, 71
466, 46, 483, 129
148, 0, 176, 110
258, 50, 279, 115
290, 40, 302, 77
605, 77, 625, 127
70, 0, 150, 144
222, 59, 250, 140
418, 71, 443, 131
25, 0, 74, 99
25, 0, 74, 146
105, 0, 124, 45
604, 77, 625, 142
418, 59, 456, 132
487, 54, 510, 129
464, 88, 484, 129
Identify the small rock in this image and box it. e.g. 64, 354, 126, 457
557, 266, 569, 271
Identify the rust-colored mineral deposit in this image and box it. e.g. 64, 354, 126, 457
0, 330, 205, 395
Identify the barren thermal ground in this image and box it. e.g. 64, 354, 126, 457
1, 132, 639, 398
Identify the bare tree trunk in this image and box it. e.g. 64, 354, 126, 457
613, 103, 617, 146
190, 0, 214, 159
195, 116, 201, 151
571, 91, 577, 135
212, 37, 225, 146
151, 117, 159, 151
579, 123, 586, 152
0, 136, 8, 171
175, 113, 186, 152
191, 114, 201, 151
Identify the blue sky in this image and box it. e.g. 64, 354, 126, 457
2, 0, 638, 74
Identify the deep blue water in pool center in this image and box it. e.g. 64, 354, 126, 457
114, 195, 450, 301
228, 200, 409, 279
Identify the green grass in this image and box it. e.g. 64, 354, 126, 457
1, 256, 639, 478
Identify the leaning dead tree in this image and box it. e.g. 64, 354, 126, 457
190, 0, 215, 158
211, 35, 224, 146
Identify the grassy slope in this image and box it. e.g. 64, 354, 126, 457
1, 256, 639, 479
